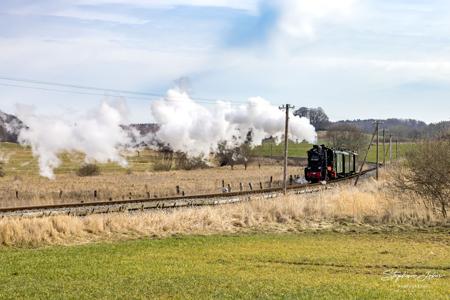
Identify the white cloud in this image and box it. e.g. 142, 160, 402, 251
0, 36, 210, 87
276, 0, 361, 39
77, 0, 258, 12
41, 9, 149, 25
299, 57, 450, 82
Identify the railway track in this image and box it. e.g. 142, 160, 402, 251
0, 167, 377, 218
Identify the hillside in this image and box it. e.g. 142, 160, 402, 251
331, 118, 449, 140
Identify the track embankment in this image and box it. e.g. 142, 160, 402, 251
0, 168, 376, 218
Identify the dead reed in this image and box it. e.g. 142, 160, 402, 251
0, 177, 445, 248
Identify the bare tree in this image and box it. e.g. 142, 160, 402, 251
293, 107, 330, 130
216, 130, 253, 169
175, 152, 207, 170
154, 142, 174, 171
392, 139, 449, 218
326, 124, 368, 152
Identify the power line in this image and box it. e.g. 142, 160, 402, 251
0, 76, 247, 104
0, 82, 223, 104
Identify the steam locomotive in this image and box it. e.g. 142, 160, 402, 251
305, 145, 358, 183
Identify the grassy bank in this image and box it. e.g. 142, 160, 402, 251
0, 233, 448, 299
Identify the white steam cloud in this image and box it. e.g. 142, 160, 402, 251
17, 89, 316, 179
18, 101, 130, 179
151, 89, 317, 155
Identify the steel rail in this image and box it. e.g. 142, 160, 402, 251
0, 168, 376, 216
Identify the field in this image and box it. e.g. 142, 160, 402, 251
251, 140, 414, 163
0, 164, 302, 207
0, 142, 305, 207
0, 142, 159, 176
0, 233, 448, 299
0, 160, 448, 298
1, 139, 413, 177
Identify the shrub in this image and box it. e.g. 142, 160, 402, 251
326, 124, 368, 153
76, 164, 100, 177
176, 153, 208, 170
153, 161, 172, 171
392, 139, 450, 218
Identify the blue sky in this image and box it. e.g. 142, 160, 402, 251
0, 0, 449, 123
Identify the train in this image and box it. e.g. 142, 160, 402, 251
304, 145, 358, 183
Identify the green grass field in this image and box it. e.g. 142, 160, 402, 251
0, 232, 448, 299
251, 141, 313, 158
251, 140, 414, 164
0, 140, 415, 177
0, 142, 156, 175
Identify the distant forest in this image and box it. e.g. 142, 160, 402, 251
293, 107, 449, 141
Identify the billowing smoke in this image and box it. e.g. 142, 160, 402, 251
17, 89, 316, 179
151, 89, 316, 155
17, 101, 130, 179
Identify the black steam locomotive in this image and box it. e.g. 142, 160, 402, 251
305, 145, 358, 183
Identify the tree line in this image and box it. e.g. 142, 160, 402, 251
293, 106, 449, 141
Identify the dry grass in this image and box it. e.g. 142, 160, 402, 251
1, 143, 299, 208
0, 164, 300, 208
0, 176, 446, 248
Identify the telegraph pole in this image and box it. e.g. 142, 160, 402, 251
279, 104, 295, 195
389, 134, 392, 165
382, 128, 386, 166
396, 138, 398, 160
354, 126, 377, 186
375, 121, 380, 181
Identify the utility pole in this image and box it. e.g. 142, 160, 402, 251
375, 121, 380, 181
382, 128, 386, 166
279, 104, 294, 195
389, 134, 392, 165
396, 138, 398, 160
354, 126, 377, 186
